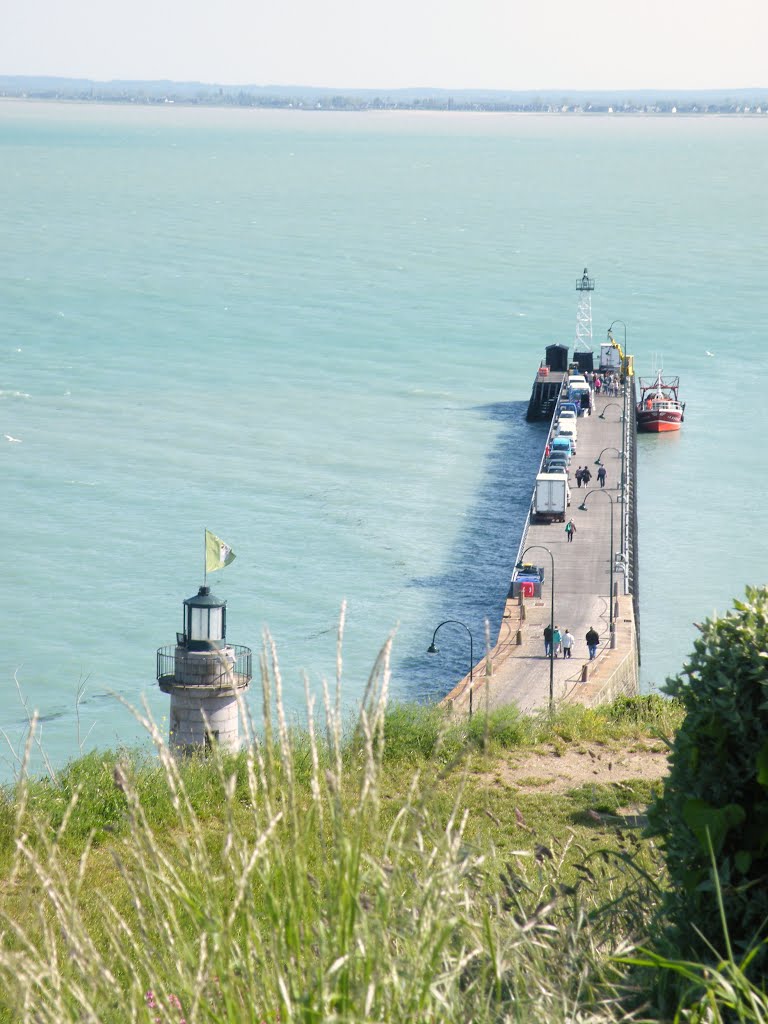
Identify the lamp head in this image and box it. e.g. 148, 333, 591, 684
578, 502, 588, 511
594, 458, 602, 466
427, 643, 439, 655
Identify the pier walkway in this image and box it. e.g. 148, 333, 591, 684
445, 383, 638, 716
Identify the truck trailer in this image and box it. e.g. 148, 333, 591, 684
532, 473, 570, 523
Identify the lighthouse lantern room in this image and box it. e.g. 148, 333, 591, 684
157, 586, 252, 752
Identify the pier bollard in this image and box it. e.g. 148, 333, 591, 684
581, 663, 589, 683
516, 629, 523, 646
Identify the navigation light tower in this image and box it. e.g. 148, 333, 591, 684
575, 267, 595, 352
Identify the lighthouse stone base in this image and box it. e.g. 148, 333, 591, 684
168, 688, 243, 752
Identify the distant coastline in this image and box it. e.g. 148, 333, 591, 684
1, 75, 767, 115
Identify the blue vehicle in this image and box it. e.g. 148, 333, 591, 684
550, 436, 572, 459
557, 401, 579, 418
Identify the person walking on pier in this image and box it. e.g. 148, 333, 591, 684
553, 626, 562, 657
581, 466, 592, 487
562, 629, 574, 658
586, 626, 600, 660
575, 466, 584, 488
597, 465, 607, 488
543, 623, 553, 658
565, 518, 576, 542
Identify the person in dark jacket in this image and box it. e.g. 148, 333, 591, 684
586, 626, 600, 660
543, 623, 553, 658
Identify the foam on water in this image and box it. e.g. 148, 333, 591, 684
1, 102, 767, 777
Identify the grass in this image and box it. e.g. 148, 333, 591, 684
0, 643, 757, 1024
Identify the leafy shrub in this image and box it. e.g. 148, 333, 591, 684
647, 586, 768, 972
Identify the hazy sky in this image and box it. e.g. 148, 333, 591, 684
2, 0, 766, 90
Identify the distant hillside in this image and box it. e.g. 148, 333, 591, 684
1, 75, 767, 113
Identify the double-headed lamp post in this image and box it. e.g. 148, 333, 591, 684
427, 619, 474, 718
515, 544, 555, 711
578, 489, 616, 640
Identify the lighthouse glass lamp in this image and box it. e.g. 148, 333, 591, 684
183, 586, 226, 650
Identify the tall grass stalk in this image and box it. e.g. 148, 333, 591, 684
0, 638, 678, 1022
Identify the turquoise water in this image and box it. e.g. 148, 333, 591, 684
1, 102, 766, 777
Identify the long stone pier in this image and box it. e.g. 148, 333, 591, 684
444, 379, 639, 715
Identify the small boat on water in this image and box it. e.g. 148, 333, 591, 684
636, 371, 685, 432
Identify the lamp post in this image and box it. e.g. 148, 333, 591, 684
608, 320, 627, 357
515, 545, 555, 711
598, 402, 623, 421
578, 489, 615, 639
427, 619, 474, 718
594, 446, 621, 467
608, 320, 630, 568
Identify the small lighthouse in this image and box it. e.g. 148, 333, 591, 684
156, 585, 252, 752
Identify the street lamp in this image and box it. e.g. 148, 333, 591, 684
594, 446, 621, 467
427, 620, 475, 718
515, 545, 555, 711
599, 402, 623, 421
578, 489, 616, 640
608, 320, 630, 562
608, 320, 627, 353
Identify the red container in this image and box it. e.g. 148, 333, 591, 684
520, 581, 535, 598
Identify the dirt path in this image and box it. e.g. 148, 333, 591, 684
488, 740, 670, 795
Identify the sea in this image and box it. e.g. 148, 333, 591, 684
1, 100, 766, 780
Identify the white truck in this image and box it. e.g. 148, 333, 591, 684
532, 472, 570, 523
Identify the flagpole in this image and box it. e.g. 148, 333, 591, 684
203, 528, 207, 588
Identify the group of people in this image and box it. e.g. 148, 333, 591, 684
543, 625, 601, 661
585, 371, 621, 396
575, 464, 607, 489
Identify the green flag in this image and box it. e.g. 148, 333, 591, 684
205, 530, 236, 573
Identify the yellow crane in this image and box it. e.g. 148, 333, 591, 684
606, 328, 634, 378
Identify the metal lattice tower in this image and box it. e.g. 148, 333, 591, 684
574, 267, 595, 351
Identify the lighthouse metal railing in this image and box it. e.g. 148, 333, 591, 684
156, 643, 253, 691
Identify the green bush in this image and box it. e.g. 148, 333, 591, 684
648, 586, 768, 972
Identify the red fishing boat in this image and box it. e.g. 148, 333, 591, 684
636, 371, 685, 432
